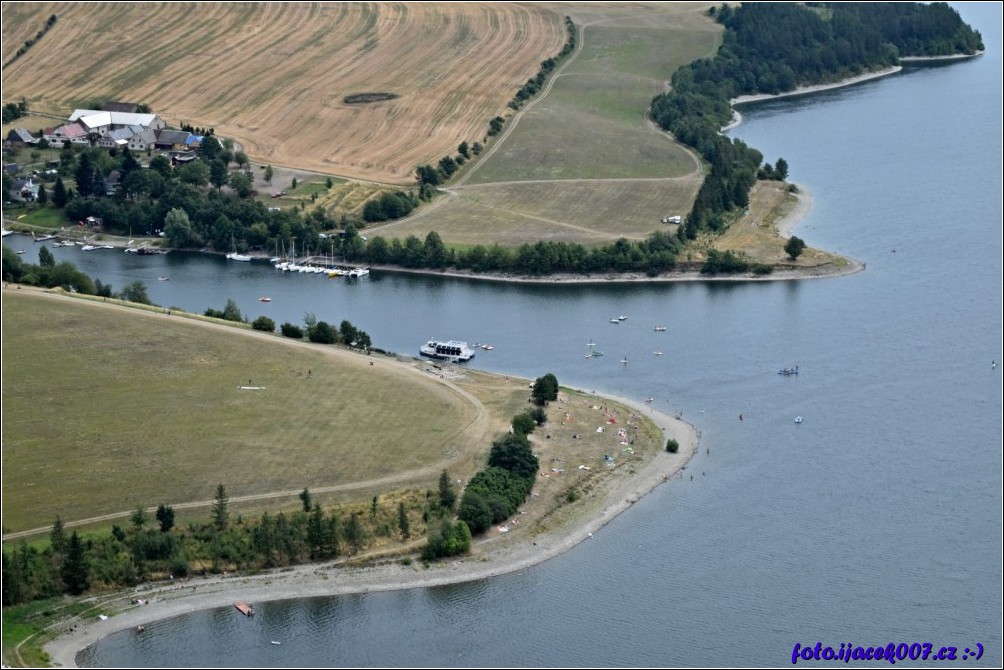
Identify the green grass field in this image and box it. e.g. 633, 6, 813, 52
1, 290, 670, 543
375, 178, 700, 246
0, 291, 485, 533
462, 9, 720, 185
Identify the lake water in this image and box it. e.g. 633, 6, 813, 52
12, 4, 1001, 666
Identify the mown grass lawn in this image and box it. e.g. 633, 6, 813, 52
1, 291, 484, 532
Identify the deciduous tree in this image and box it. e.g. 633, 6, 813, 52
784, 235, 805, 260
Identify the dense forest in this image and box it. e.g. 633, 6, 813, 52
649, 1, 982, 242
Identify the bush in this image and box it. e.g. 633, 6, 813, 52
457, 491, 492, 535
251, 316, 275, 332
307, 320, 337, 344
511, 412, 536, 436
422, 518, 472, 560
530, 407, 548, 426
666, 438, 680, 453
280, 322, 303, 339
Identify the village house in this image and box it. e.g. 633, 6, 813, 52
154, 130, 192, 151
11, 176, 39, 202
4, 128, 37, 148
127, 128, 158, 152
43, 121, 88, 145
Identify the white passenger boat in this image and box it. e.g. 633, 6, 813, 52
420, 340, 475, 362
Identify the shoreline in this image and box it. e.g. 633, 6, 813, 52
44, 397, 699, 668
4, 206, 864, 286
722, 65, 903, 132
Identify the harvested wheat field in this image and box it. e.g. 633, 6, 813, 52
0, 2, 565, 183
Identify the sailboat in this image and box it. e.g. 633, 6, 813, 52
226, 236, 252, 262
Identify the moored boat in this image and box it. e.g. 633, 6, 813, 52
234, 601, 254, 617
420, 339, 475, 362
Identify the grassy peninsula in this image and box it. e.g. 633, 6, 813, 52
1, 287, 696, 667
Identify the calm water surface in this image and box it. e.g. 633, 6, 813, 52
16, 4, 1000, 666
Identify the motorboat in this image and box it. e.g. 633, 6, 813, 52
480, 343, 494, 350
259, 296, 272, 302
158, 276, 170, 281
618, 315, 628, 321
794, 416, 803, 424
610, 318, 620, 324
653, 326, 667, 332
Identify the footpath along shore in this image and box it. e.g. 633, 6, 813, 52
44, 396, 698, 668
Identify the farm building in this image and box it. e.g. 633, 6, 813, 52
4, 128, 37, 148
67, 109, 167, 133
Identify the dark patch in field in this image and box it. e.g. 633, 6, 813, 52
343, 92, 399, 104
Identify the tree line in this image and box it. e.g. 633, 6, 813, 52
508, 16, 577, 111
1, 482, 445, 606
3, 13, 57, 68
454, 373, 555, 537
347, 229, 684, 277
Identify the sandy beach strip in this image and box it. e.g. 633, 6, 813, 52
43, 399, 698, 667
